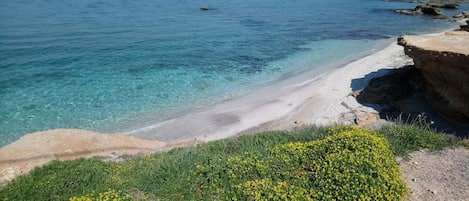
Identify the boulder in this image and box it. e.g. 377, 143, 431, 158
395, 9, 416, 15
461, 25, 469, 32
413, 6, 424, 14
463, 11, 469, 17
421, 6, 443, 16
431, 14, 447, 19
453, 14, 465, 18
426, 2, 459, 9
355, 112, 379, 127
398, 31, 469, 123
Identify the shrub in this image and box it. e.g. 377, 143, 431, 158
193, 127, 408, 200
69, 188, 133, 201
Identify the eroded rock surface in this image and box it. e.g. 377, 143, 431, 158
0, 129, 200, 185
398, 31, 469, 123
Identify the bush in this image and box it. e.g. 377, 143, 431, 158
193, 127, 408, 200
69, 188, 133, 201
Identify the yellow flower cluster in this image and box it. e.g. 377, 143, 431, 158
69, 188, 133, 201
192, 126, 408, 200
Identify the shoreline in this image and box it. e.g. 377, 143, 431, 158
0, 28, 459, 184
126, 38, 412, 142
121, 25, 464, 142
0, 36, 429, 145
3, 27, 462, 146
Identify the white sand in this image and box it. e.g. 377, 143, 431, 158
128, 40, 413, 142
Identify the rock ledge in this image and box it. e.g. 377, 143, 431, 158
398, 31, 469, 122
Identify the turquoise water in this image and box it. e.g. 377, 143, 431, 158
0, 0, 465, 146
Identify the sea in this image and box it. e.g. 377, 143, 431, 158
0, 0, 467, 146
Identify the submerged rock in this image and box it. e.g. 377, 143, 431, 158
398, 31, 469, 123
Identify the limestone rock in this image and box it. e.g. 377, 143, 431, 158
355, 112, 380, 127
0, 129, 188, 185
398, 31, 469, 123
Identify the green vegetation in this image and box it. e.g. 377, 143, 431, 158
0, 125, 454, 201
378, 124, 453, 156
69, 188, 133, 201
192, 127, 407, 200
458, 138, 469, 148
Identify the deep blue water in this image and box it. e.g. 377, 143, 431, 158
0, 0, 466, 146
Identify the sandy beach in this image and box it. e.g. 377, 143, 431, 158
126, 39, 413, 142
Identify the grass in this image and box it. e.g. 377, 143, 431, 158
377, 124, 454, 156
0, 124, 455, 200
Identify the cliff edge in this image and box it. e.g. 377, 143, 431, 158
398, 31, 469, 123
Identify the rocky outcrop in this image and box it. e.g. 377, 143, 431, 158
395, 5, 446, 19
421, 6, 443, 16
0, 129, 201, 185
398, 31, 469, 123
426, 2, 459, 9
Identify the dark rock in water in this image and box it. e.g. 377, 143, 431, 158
426, 2, 459, 9
453, 13, 465, 18
463, 11, 469, 17
200, 7, 209, 11
443, 3, 459, 9
422, 6, 443, 16
432, 14, 447, 19
413, 5, 424, 14
394, 6, 424, 16
395, 9, 416, 15
396, 5, 447, 18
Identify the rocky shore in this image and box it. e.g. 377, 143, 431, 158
394, 0, 469, 21
2, 28, 469, 186
1, 3, 469, 191
0, 129, 200, 185
398, 31, 469, 124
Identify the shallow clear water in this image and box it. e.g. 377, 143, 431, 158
0, 0, 466, 146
